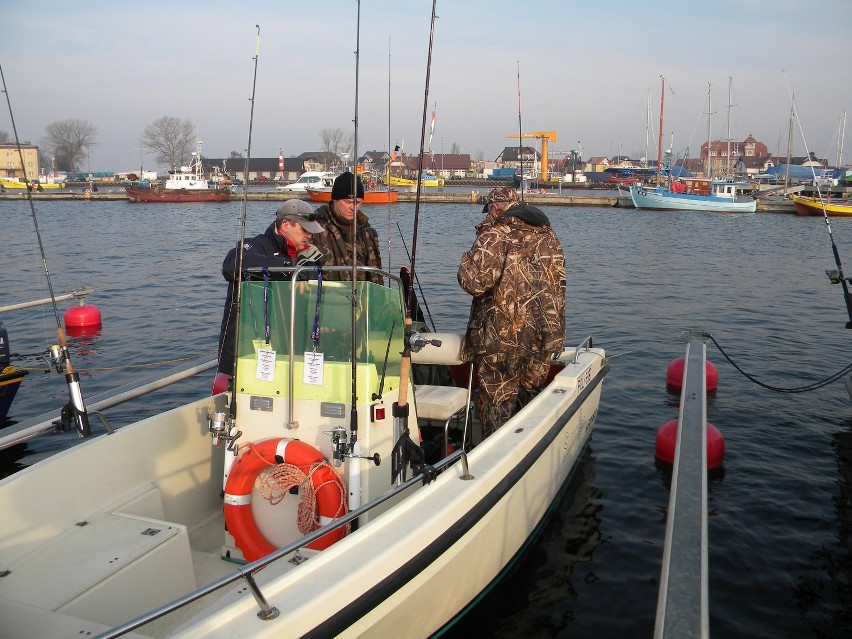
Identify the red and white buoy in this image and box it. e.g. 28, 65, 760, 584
654, 418, 725, 470
64, 303, 102, 338
666, 357, 718, 393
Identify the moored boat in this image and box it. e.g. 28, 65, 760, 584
0, 263, 607, 637
387, 172, 443, 187
0, 177, 65, 190
124, 145, 231, 203
629, 178, 757, 213
306, 185, 399, 204
792, 194, 852, 217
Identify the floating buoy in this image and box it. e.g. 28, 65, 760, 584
64, 304, 102, 337
655, 418, 725, 470
212, 372, 232, 395
666, 357, 718, 393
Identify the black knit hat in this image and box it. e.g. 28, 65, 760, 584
331, 173, 365, 200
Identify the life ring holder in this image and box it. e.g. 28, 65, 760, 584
368, 179, 377, 191
223, 438, 347, 561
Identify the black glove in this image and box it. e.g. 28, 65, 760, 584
296, 244, 323, 266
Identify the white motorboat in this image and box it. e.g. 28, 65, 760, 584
0, 265, 607, 638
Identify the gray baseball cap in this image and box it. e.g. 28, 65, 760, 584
275, 199, 324, 233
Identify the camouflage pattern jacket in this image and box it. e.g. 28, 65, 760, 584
311, 204, 383, 283
458, 203, 566, 361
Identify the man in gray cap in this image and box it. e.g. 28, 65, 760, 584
217, 199, 324, 377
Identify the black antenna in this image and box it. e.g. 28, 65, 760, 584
0, 64, 91, 436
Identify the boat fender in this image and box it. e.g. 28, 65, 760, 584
223, 438, 347, 562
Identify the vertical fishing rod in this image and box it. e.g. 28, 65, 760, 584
783, 70, 852, 328
229, 25, 261, 419
517, 61, 524, 201
0, 64, 91, 436
391, 0, 438, 484
386, 35, 393, 271
348, 0, 363, 448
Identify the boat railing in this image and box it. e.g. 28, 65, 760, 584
654, 331, 710, 638
0, 287, 94, 314
95, 448, 473, 639
0, 356, 217, 451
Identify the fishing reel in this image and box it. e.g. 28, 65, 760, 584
48, 344, 67, 373
206, 411, 242, 450
327, 426, 380, 468
408, 331, 442, 353
826, 269, 852, 285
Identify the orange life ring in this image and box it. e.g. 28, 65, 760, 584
223, 438, 347, 561
368, 180, 377, 191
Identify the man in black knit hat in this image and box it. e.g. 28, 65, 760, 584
312, 172, 383, 283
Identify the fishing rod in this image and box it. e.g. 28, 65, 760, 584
517, 61, 524, 201
394, 220, 437, 332
783, 70, 852, 329
391, 0, 438, 483
0, 64, 91, 437
347, 0, 363, 452
228, 25, 261, 422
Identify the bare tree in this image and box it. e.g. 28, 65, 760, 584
319, 128, 352, 167
450, 142, 461, 155
228, 150, 244, 159
0, 130, 11, 144
41, 119, 98, 173
140, 117, 196, 171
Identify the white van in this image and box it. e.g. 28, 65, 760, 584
276, 171, 335, 192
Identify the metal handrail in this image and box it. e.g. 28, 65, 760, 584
0, 287, 94, 314
96, 449, 472, 639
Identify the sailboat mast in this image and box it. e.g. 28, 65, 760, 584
705, 82, 713, 179
726, 77, 733, 177
645, 88, 651, 168
657, 76, 664, 187
838, 110, 847, 169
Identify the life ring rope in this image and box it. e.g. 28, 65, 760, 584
223, 438, 348, 561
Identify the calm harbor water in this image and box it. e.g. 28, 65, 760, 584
2, 196, 851, 637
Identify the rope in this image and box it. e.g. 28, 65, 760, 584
703, 332, 852, 394
258, 460, 348, 536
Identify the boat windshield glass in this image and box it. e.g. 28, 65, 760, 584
235, 275, 404, 400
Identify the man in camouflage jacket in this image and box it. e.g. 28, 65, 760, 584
458, 187, 566, 439
312, 173, 383, 283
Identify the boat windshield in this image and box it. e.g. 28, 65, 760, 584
235, 272, 405, 401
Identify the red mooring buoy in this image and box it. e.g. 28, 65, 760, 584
64, 304, 102, 337
666, 357, 718, 393
655, 419, 725, 469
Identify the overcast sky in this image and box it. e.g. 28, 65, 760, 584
3, 0, 850, 172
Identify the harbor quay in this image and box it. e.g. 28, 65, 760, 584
0, 188, 797, 213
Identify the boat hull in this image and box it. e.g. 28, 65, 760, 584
387, 175, 443, 187
0, 367, 28, 423
124, 185, 231, 202
792, 194, 852, 217
306, 187, 399, 204
630, 185, 756, 213
0, 340, 606, 637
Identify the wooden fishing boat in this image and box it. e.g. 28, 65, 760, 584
0, 264, 607, 637
124, 146, 231, 203
306, 186, 399, 204
792, 194, 852, 217
629, 179, 757, 213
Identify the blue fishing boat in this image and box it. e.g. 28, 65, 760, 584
629, 178, 757, 213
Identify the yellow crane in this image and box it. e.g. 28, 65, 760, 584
506, 131, 558, 182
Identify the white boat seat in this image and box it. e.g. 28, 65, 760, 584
414, 384, 469, 422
